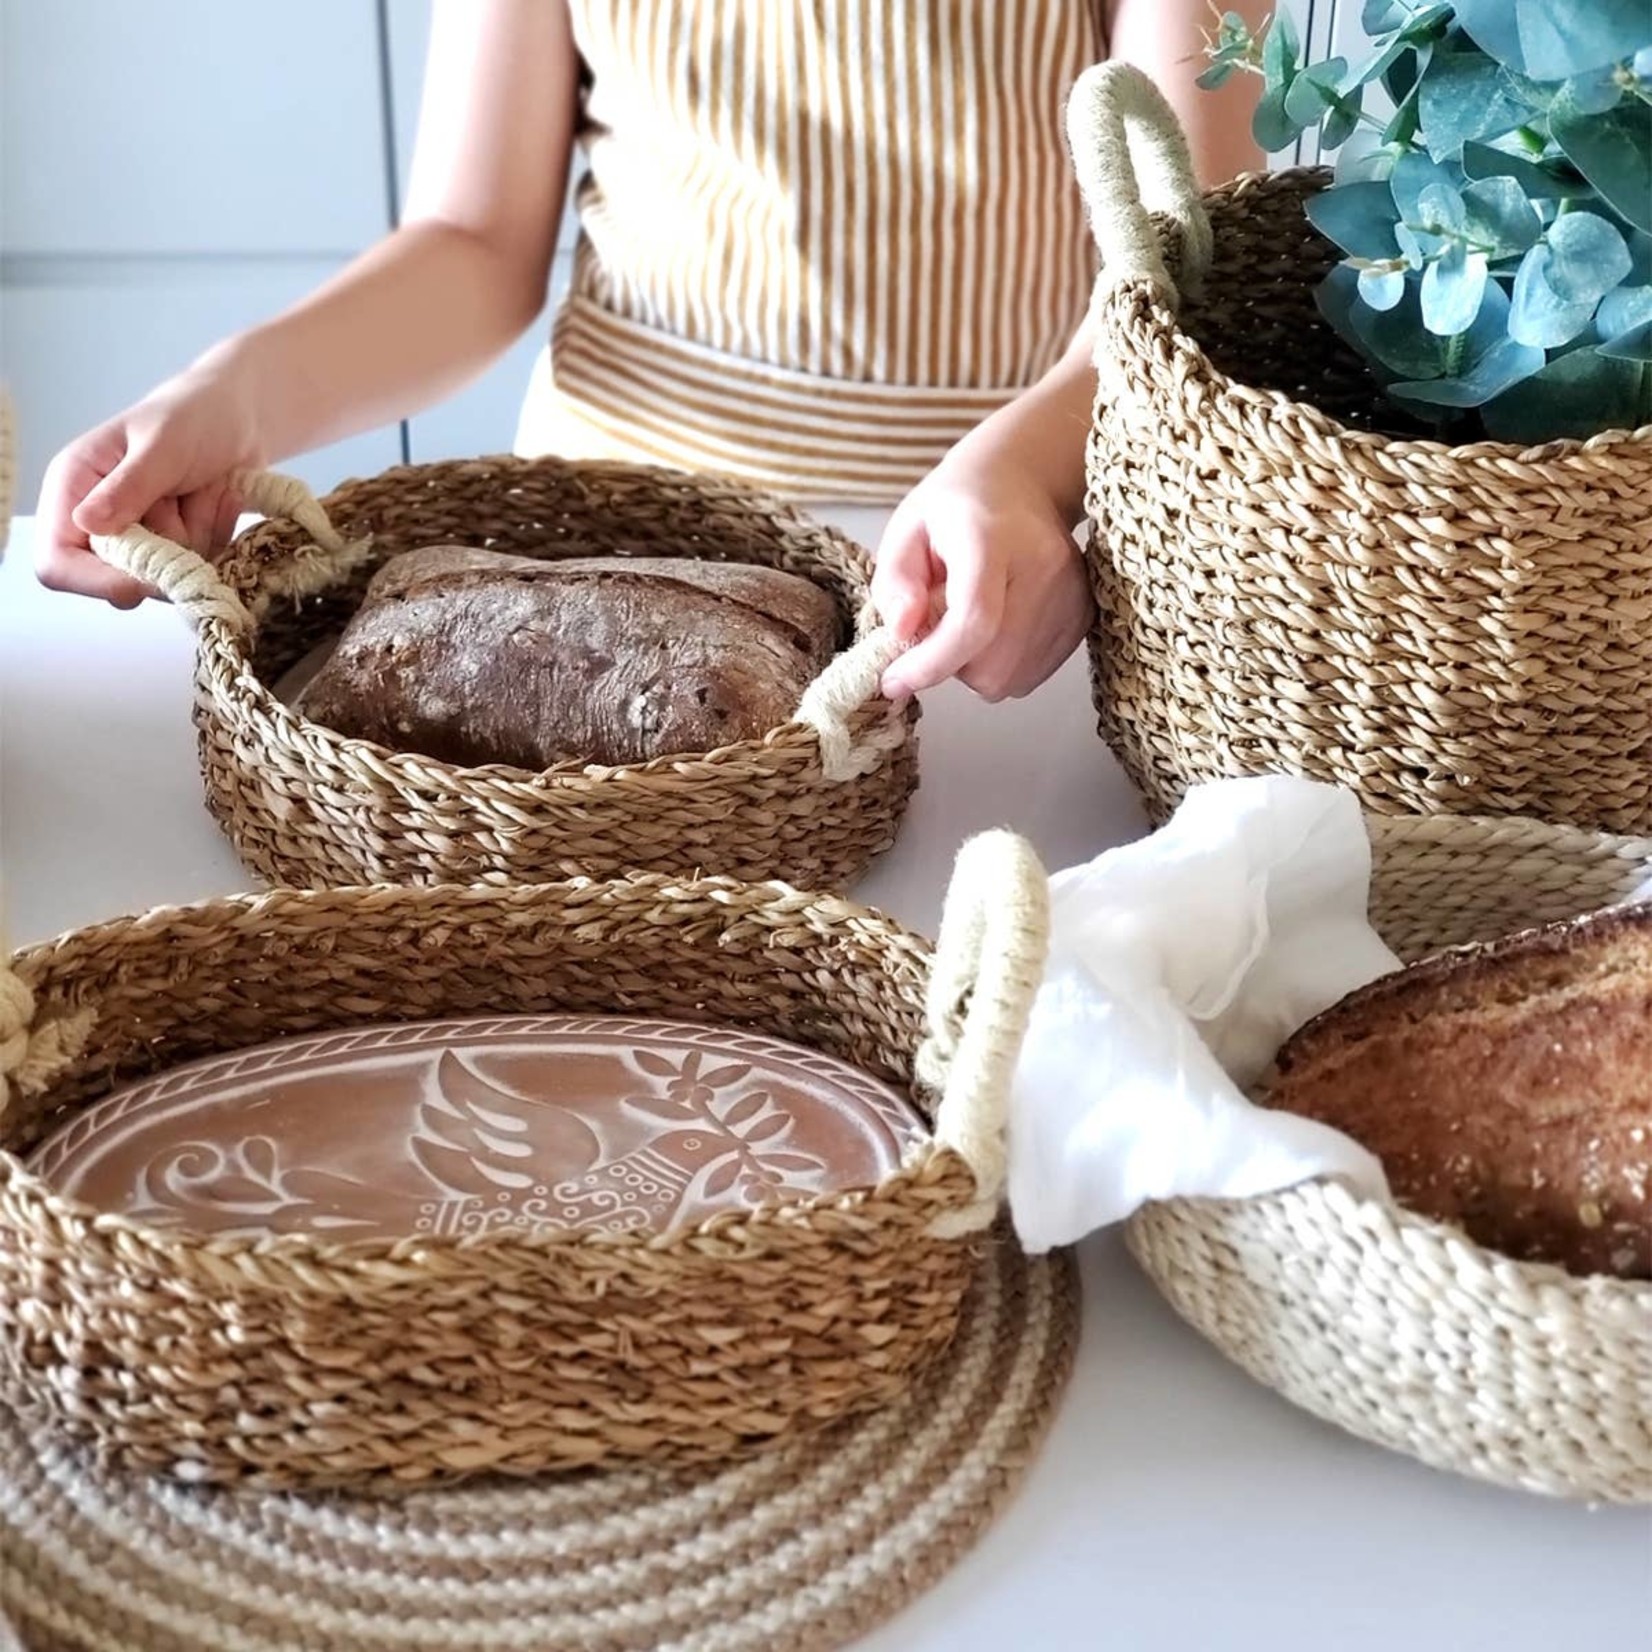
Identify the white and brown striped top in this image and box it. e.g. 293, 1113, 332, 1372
518, 0, 1107, 501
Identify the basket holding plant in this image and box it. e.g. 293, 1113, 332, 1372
1201, 1, 1652, 442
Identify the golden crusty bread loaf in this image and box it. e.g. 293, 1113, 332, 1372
291, 546, 841, 770
1265, 904, 1652, 1279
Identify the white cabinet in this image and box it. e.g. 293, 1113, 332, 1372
0, 0, 387, 257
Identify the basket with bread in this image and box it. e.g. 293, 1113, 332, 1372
1130, 809, 1652, 1503
87, 456, 918, 893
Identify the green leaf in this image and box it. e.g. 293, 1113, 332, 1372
1217, 11, 1251, 50
1391, 151, 1459, 222
1510, 243, 1598, 345
1363, 0, 1407, 29
1197, 62, 1238, 91
1285, 63, 1346, 129
1351, 279, 1453, 378
1421, 242, 1490, 335
1252, 85, 1301, 154
1544, 211, 1632, 302
1306, 181, 1404, 259
1561, 69, 1625, 117
1551, 88, 1652, 233
1416, 180, 1467, 234
1262, 9, 1301, 94
1460, 139, 1595, 201
1323, 98, 1363, 152
1391, 334, 1545, 406
1599, 320, 1652, 362
1483, 347, 1651, 441
1383, 82, 1424, 146
1418, 49, 1542, 160
1460, 176, 1542, 255
1598, 284, 1652, 336
1451, 0, 1647, 81
1358, 265, 1408, 310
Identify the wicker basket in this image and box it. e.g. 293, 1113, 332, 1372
0, 834, 1047, 1491
1129, 809, 1652, 1503
91, 457, 918, 891
1066, 65, 1652, 833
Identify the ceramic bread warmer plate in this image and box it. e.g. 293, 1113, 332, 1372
91, 456, 918, 894
0, 833, 1045, 1490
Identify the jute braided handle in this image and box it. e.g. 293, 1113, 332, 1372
918, 830, 1051, 1235
88, 469, 361, 635
1065, 61, 1215, 306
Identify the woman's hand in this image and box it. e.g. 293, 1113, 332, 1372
34, 346, 262, 606
872, 457, 1093, 702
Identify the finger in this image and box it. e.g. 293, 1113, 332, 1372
870, 511, 937, 643
209, 482, 244, 553
179, 488, 222, 556
142, 498, 191, 548
34, 445, 151, 607
961, 545, 1096, 702
73, 432, 170, 536
881, 543, 1006, 698
35, 539, 153, 608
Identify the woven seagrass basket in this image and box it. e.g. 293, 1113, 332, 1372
1066, 64, 1652, 834
0, 834, 1046, 1491
1129, 808, 1652, 1503
91, 456, 917, 891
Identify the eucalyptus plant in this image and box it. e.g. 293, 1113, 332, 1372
1201, 1, 1652, 441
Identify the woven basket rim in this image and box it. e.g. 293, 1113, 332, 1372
212, 453, 901, 790
1145, 1176, 1652, 1308
1115, 165, 1652, 466
9, 874, 969, 1279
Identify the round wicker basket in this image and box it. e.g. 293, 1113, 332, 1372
92, 456, 918, 891
1067, 64, 1652, 834
1129, 808, 1652, 1503
0, 834, 1047, 1492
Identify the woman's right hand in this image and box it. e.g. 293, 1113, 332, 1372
34, 344, 264, 607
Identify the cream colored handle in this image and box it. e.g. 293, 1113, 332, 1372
0, 952, 91, 1120
90, 468, 354, 634
1066, 61, 1214, 305
917, 830, 1051, 1235
794, 621, 908, 783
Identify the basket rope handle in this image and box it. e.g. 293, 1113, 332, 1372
89, 469, 362, 635
794, 622, 909, 782
916, 831, 1051, 1236
1066, 61, 1214, 306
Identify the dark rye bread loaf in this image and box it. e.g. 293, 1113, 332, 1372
1265, 904, 1652, 1279
291, 547, 841, 769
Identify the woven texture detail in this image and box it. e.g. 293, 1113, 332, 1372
1077, 164, 1652, 833
0, 839, 1050, 1493
168, 455, 919, 891
1129, 809, 1652, 1502
0, 1230, 1079, 1652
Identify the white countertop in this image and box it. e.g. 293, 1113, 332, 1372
2, 510, 1648, 1649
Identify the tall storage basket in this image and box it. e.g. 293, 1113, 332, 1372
1067, 64, 1652, 833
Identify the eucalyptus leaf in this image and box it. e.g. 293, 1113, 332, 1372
1383, 83, 1424, 146
1598, 284, 1652, 335
1418, 50, 1541, 159
1509, 243, 1599, 345
1543, 211, 1632, 301
1452, 0, 1648, 81
1636, 46, 1652, 79
1391, 151, 1459, 222
1460, 176, 1542, 254
1599, 320, 1652, 362
1306, 180, 1403, 259
1253, 85, 1302, 154
1350, 279, 1452, 378
1421, 242, 1491, 334
1484, 347, 1651, 441
1197, 62, 1238, 91
1562, 69, 1625, 116
1416, 180, 1468, 234
1285, 64, 1345, 127
1391, 334, 1545, 405
1551, 88, 1652, 233
1362, 0, 1406, 30
1358, 265, 1409, 310
1323, 97, 1364, 152
1461, 139, 1594, 200
1263, 8, 1302, 93
1217, 11, 1251, 50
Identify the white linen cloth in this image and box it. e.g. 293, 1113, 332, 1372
1008, 777, 1400, 1252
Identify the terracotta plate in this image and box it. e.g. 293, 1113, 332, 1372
28, 1016, 927, 1242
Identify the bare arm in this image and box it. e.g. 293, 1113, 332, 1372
39, 0, 579, 601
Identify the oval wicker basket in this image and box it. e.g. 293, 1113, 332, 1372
1066, 64, 1652, 834
0, 834, 1047, 1491
92, 456, 918, 891
1129, 808, 1652, 1503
